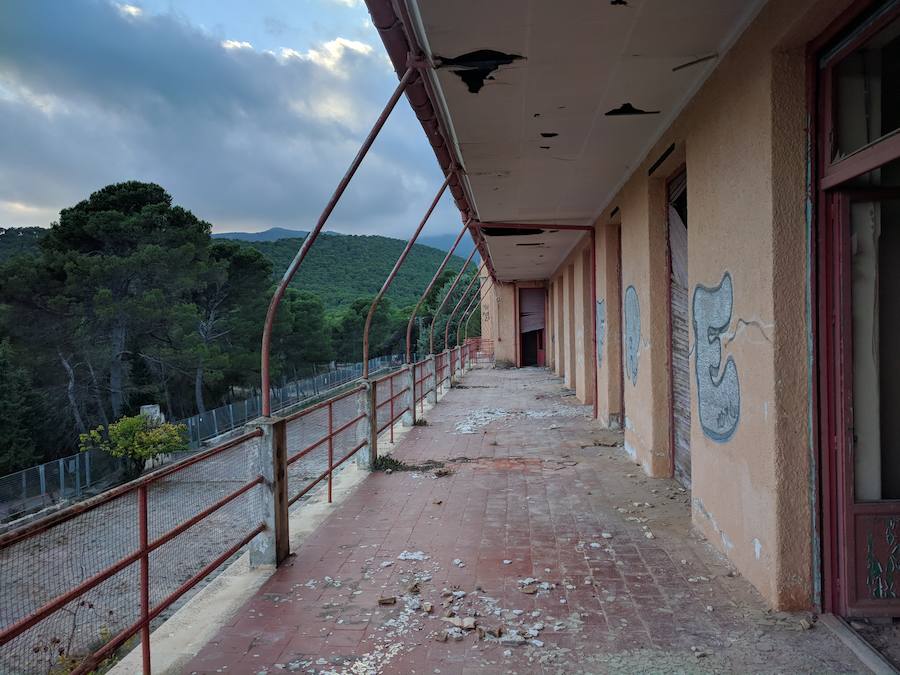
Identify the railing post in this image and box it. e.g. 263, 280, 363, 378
250, 418, 289, 567
428, 355, 438, 405
404, 364, 416, 426
362, 380, 378, 469
327, 401, 334, 503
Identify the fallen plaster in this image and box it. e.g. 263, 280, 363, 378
107, 417, 425, 675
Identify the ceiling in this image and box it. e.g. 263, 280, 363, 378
480, 227, 586, 281
405, 0, 762, 280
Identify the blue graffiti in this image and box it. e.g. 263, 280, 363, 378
692, 272, 740, 442
596, 300, 606, 369
623, 286, 640, 386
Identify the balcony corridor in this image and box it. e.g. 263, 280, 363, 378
184, 367, 866, 674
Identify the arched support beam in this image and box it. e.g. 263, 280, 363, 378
362, 174, 451, 378
260, 66, 416, 416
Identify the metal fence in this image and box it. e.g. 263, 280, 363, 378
0, 354, 404, 525
0, 342, 481, 674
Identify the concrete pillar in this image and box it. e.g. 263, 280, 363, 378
360, 379, 377, 469
250, 418, 289, 567
428, 354, 438, 405
403, 365, 415, 426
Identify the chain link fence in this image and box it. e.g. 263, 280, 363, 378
0, 354, 405, 525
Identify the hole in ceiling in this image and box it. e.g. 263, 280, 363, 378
434, 50, 525, 94
540, 132, 558, 138
539, 145, 551, 149
515, 242, 545, 247
605, 103, 660, 116
611, 0, 628, 5
533, 113, 541, 118
482, 227, 544, 237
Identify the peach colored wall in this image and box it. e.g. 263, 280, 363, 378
546, 237, 594, 405
595, 222, 623, 428
587, 0, 858, 610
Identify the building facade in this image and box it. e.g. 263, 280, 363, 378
368, 0, 900, 618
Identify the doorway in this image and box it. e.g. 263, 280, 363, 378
519, 287, 547, 367
668, 170, 691, 488
817, 2, 900, 617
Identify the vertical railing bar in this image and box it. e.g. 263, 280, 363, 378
139, 485, 151, 674
327, 400, 333, 504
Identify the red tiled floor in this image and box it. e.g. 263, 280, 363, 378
183, 367, 867, 674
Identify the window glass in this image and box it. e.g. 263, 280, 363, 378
833, 15, 900, 161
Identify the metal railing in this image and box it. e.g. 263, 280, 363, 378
0, 347, 481, 674
0, 354, 403, 525
0, 429, 265, 675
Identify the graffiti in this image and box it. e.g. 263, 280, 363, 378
866, 518, 898, 600
692, 272, 740, 441
596, 300, 606, 369
623, 286, 640, 385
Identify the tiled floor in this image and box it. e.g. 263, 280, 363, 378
184, 366, 868, 674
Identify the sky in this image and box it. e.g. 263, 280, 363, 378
0, 0, 461, 237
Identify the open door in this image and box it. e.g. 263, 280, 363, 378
823, 189, 900, 617
519, 287, 547, 367
816, 2, 900, 617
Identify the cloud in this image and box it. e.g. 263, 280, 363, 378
221, 39, 253, 50
116, 3, 143, 18
0, 0, 459, 238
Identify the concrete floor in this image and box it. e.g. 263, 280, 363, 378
184, 366, 870, 674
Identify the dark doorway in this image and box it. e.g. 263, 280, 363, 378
522, 330, 541, 366
668, 170, 691, 488
519, 287, 547, 367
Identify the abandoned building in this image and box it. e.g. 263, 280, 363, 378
2, 0, 900, 672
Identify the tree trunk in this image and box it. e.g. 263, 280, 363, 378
86, 360, 110, 428
109, 318, 127, 419
195, 365, 207, 415
58, 351, 87, 435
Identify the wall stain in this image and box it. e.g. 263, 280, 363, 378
692, 272, 741, 442
596, 299, 606, 369
623, 286, 640, 385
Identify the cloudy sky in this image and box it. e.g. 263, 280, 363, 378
0, 0, 460, 237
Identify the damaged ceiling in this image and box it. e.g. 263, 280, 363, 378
393, 0, 762, 280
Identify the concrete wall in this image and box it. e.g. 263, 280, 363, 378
586, 0, 858, 609
547, 236, 594, 405
595, 221, 623, 428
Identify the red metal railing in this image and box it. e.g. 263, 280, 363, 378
0, 347, 479, 673
373, 369, 410, 442
282, 385, 369, 506
413, 358, 434, 414
0, 430, 265, 675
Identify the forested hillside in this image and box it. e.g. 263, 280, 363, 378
232, 234, 464, 312
0, 227, 44, 262
0, 182, 480, 474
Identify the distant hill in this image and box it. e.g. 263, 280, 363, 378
212, 227, 308, 242
0, 227, 44, 262
214, 226, 477, 258
224, 233, 466, 313
1, 226, 471, 314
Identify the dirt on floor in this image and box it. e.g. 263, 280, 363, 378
183, 367, 874, 674
851, 618, 900, 669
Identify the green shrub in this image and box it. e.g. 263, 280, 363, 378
80, 414, 188, 480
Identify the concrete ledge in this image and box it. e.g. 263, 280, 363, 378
819, 614, 899, 675
109, 462, 369, 675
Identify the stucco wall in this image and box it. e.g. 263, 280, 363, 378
547, 237, 594, 404
588, 0, 857, 609
595, 222, 623, 428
